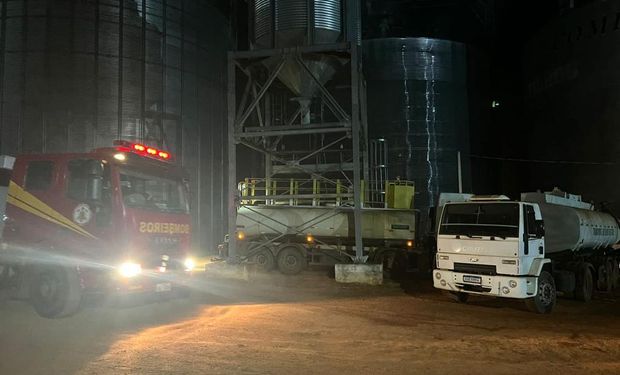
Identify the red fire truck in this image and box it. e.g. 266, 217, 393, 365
0, 141, 195, 318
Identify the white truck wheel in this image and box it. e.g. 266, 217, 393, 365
525, 271, 556, 314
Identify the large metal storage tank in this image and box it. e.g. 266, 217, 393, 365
363, 38, 471, 230
523, 0, 620, 213
253, 0, 343, 48
0, 0, 231, 252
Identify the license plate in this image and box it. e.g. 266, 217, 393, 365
155, 282, 172, 292
463, 275, 482, 284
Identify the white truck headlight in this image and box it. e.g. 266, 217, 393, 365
509, 280, 517, 288
502, 286, 510, 295
118, 262, 142, 278
435, 272, 442, 280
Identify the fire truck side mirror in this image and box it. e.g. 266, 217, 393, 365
85, 160, 104, 203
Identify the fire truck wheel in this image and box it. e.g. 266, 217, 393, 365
574, 264, 593, 302
276, 247, 306, 275
251, 249, 276, 272
525, 271, 556, 314
30, 267, 82, 318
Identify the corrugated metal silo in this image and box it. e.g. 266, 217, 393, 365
363, 38, 471, 230
0, 0, 231, 252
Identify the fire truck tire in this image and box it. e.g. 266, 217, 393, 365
525, 271, 556, 314
276, 247, 306, 275
251, 249, 276, 272
30, 267, 82, 318
574, 264, 593, 302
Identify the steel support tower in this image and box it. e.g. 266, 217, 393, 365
226, 42, 368, 264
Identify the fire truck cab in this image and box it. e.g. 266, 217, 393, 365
0, 141, 194, 318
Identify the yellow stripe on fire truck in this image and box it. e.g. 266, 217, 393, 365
7, 181, 97, 239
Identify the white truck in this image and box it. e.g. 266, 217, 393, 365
433, 189, 620, 313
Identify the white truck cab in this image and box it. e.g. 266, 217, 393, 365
433, 196, 553, 313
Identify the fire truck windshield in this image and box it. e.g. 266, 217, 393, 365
120, 168, 189, 214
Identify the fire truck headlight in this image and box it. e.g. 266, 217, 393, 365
113, 153, 127, 161
118, 262, 142, 278
184, 258, 196, 271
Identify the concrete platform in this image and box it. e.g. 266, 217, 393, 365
204, 262, 257, 281
334, 264, 383, 285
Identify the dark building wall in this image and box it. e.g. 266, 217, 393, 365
523, 0, 620, 210
0, 0, 232, 253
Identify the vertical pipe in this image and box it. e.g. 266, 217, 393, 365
140, 0, 146, 143
19, 0, 27, 152
227, 53, 237, 260
0, 0, 5, 154
94, 0, 100, 147
351, 43, 364, 261
118, 0, 124, 139
457, 151, 463, 194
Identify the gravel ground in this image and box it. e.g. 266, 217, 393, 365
1, 270, 619, 375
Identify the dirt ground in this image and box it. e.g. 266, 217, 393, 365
1, 270, 620, 375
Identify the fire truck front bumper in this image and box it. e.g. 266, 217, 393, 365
111, 267, 194, 295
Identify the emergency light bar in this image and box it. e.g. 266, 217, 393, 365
113, 140, 172, 161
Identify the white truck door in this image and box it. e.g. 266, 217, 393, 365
522, 204, 545, 272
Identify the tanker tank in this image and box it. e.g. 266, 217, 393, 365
522, 190, 620, 254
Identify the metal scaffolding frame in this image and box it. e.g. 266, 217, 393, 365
226, 42, 368, 263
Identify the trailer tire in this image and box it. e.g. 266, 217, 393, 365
612, 258, 620, 290
575, 264, 593, 302
374, 250, 405, 281
603, 259, 615, 292
525, 271, 556, 314
30, 267, 82, 318
251, 249, 276, 272
276, 247, 306, 275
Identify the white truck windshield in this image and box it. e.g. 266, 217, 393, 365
439, 202, 519, 238
120, 169, 188, 214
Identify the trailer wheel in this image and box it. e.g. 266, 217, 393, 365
374, 250, 405, 281
276, 247, 306, 275
30, 267, 82, 318
575, 264, 593, 302
525, 271, 556, 314
603, 259, 615, 292
612, 258, 620, 290
251, 249, 276, 272
449, 291, 469, 303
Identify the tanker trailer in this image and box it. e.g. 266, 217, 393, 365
522, 190, 620, 301
433, 189, 620, 313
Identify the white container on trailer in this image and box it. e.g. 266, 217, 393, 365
237, 205, 415, 242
